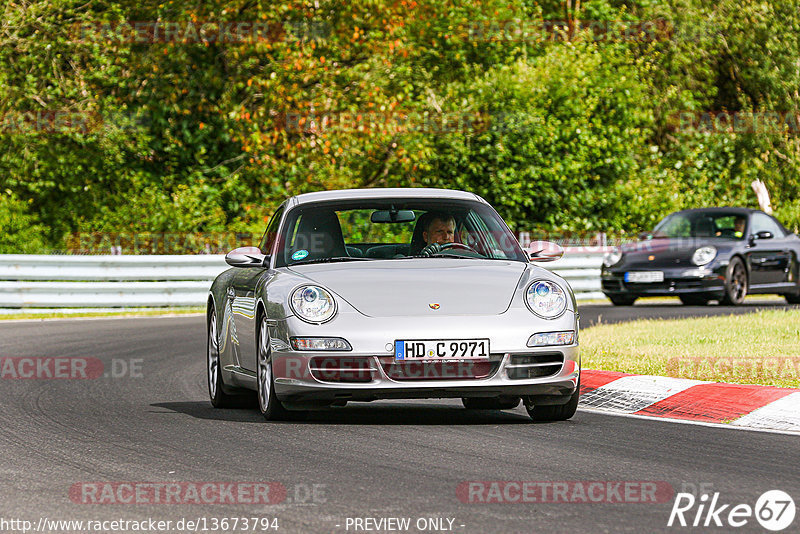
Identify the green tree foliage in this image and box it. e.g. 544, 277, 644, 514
1, 0, 799, 251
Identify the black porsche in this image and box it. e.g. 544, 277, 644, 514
601, 208, 800, 306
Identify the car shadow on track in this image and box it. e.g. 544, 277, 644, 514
151, 401, 538, 425
151, 401, 264, 423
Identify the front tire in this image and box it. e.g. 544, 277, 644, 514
525, 378, 580, 422
207, 310, 245, 408
257, 315, 297, 421
720, 257, 748, 305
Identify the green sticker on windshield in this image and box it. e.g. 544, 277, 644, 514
292, 249, 309, 260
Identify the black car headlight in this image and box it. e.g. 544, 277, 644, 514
691, 246, 717, 266
603, 249, 623, 267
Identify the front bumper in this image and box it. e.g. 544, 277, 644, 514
601, 266, 726, 297
268, 308, 580, 406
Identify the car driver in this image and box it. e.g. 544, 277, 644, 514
419, 212, 456, 256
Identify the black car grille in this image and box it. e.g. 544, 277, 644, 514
378, 356, 501, 381
602, 279, 623, 291
505, 352, 564, 379
309, 356, 376, 383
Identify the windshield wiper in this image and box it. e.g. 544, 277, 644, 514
408, 253, 482, 260
290, 256, 375, 266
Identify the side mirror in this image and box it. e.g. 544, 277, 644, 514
637, 232, 652, 240
528, 241, 564, 262
225, 246, 268, 268
755, 231, 774, 240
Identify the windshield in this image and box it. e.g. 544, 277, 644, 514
651, 212, 747, 239
275, 198, 527, 267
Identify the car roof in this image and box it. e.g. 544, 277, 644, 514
288, 187, 485, 207
672, 207, 761, 216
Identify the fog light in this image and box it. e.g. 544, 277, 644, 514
290, 337, 352, 351
527, 331, 575, 347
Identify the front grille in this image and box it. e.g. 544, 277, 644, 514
624, 279, 705, 291
378, 356, 500, 381
309, 356, 376, 383
506, 352, 564, 379
602, 279, 623, 291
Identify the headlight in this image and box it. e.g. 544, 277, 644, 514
290, 337, 351, 351
691, 246, 717, 266
525, 280, 568, 319
603, 249, 622, 267
528, 331, 575, 347
290, 285, 337, 323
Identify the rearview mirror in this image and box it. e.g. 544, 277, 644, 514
370, 210, 416, 223
528, 241, 564, 262
225, 246, 268, 268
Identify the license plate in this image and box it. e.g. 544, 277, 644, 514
394, 339, 490, 360
625, 271, 664, 283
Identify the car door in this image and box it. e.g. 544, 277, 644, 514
747, 213, 792, 286
230, 206, 284, 372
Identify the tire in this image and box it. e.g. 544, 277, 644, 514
207, 310, 247, 408
720, 257, 748, 305
787, 293, 800, 304
679, 295, 710, 306
462, 397, 521, 410
256, 314, 299, 421
525, 378, 580, 422
608, 295, 637, 306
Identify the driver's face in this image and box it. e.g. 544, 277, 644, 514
423, 218, 456, 245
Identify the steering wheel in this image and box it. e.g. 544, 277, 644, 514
439, 242, 478, 253
420, 241, 480, 256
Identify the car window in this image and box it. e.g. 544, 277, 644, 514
337, 209, 416, 245
652, 212, 748, 239
751, 213, 785, 237
274, 198, 527, 267
652, 214, 692, 237
258, 205, 284, 255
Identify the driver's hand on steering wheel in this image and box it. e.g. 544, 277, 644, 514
420, 242, 443, 257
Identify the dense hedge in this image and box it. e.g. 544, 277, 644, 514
2, 0, 799, 252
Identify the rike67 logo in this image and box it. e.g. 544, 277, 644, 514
668, 490, 795, 531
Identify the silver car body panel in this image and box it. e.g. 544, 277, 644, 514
208, 188, 580, 405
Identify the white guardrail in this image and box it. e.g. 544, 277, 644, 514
0, 250, 606, 308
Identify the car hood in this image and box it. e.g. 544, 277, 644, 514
619, 238, 736, 268
288, 259, 527, 317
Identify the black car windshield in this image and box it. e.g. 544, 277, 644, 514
651, 212, 747, 239
275, 198, 528, 267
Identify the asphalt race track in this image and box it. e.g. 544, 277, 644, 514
579, 298, 800, 326
1, 305, 798, 534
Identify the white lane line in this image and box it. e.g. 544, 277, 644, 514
0, 313, 204, 323
730, 391, 800, 432
578, 407, 800, 436
580, 374, 710, 413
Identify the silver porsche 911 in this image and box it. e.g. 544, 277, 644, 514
206, 188, 580, 421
